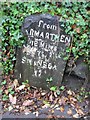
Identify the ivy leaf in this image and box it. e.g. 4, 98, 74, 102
63, 56, 69, 61
50, 86, 57, 91
2, 94, 9, 101
1, 80, 6, 85
56, 90, 61, 95
60, 86, 65, 90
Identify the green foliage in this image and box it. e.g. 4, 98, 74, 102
0, 89, 2, 94
50, 86, 57, 91
1, 2, 90, 76
22, 79, 29, 85
77, 87, 90, 102
50, 85, 65, 93
8, 87, 15, 95
2, 94, 9, 101
56, 90, 61, 95
60, 86, 65, 91
46, 77, 53, 82
1, 80, 6, 85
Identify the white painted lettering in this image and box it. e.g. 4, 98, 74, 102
34, 30, 39, 37
38, 69, 42, 77
30, 29, 34, 37
65, 36, 71, 43
34, 70, 37, 77
43, 61, 47, 69
40, 32, 44, 38
26, 30, 29, 35
53, 65, 57, 70
38, 20, 57, 30
47, 24, 50, 29
60, 35, 65, 43
54, 35, 59, 41
48, 63, 52, 70
45, 32, 49, 39
50, 33, 55, 40
40, 41, 45, 48
34, 40, 38, 47
38, 20, 44, 27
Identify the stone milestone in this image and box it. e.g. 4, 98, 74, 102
15, 14, 71, 89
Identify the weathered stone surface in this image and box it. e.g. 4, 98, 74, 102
62, 73, 85, 91
15, 14, 71, 89
66, 57, 88, 79
73, 58, 88, 79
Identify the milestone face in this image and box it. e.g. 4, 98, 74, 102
15, 14, 71, 89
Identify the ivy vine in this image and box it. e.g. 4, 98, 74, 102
1, 2, 90, 76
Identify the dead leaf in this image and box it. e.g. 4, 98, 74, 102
73, 113, 79, 118
14, 109, 19, 112
72, 91, 76, 96
9, 94, 16, 104
13, 79, 19, 89
54, 91, 58, 97
24, 93, 33, 99
56, 115, 63, 118
36, 92, 41, 98
67, 108, 72, 115
8, 106, 13, 111
69, 97, 77, 102
33, 111, 39, 117
20, 106, 25, 111
3, 58, 7, 62
53, 104, 59, 109
60, 106, 64, 112
23, 100, 34, 106
58, 99, 62, 105
16, 85, 25, 91
72, 24, 76, 29
24, 109, 31, 115
59, 96, 68, 106
67, 90, 73, 95
47, 115, 53, 118
54, 98, 59, 104
15, 105, 19, 109
71, 103, 75, 108
72, 25, 80, 33
76, 109, 85, 115
33, 90, 38, 98
49, 94, 53, 102
56, 107, 60, 110
10, 70, 14, 74
50, 104, 55, 108
75, 27, 80, 33
42, 104, 50, 108
75, 103, 80, 109
7, 52, 10, 57
51, 109, 54, 113
41, 92, 47, 96
5, 90, 8, 95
